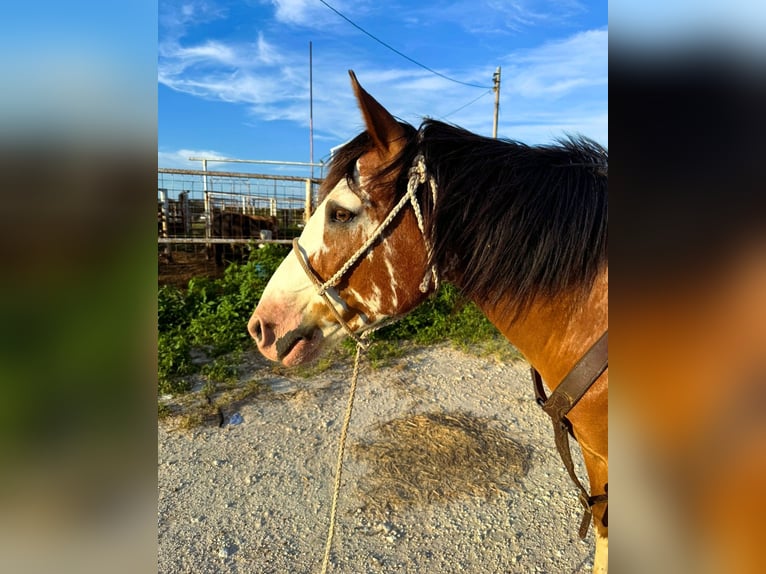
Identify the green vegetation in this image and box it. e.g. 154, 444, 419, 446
158, 243, 288, 395
158, 244, 520, 408
370, 285, 502, 346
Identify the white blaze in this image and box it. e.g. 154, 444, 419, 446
258, 175, 381, 343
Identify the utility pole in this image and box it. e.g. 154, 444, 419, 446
492, 66, 501, 139
309, 41, 314, 181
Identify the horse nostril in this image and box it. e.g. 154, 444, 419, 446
249, 315, 264, 344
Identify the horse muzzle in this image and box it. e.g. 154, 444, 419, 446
248, 304, 325, 367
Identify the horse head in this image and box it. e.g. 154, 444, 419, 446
248, 71, 433, 366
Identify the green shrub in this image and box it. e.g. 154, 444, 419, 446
158, 329, 193, 395
370, 284, 503, 346
157, 244, 288, 394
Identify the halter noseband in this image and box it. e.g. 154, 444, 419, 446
292, 154, 439, 348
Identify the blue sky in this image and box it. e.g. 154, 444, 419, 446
158, 0, 607, 173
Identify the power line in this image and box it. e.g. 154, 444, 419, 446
317, 0, 492, 89
441, 89, 493, 119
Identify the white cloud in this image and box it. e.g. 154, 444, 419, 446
271, 0, 319, 25
323, 46, 607, 146
269, 0, 354, 27
160, 0, 228, 38
158, 2, 606, 150
158, 148, 230, 169
171, 40, 237, 65
405, 0, 588, 35
160, 31, 284, 71
256, 33, 285, 65
503, 27, 607, 100
158, 30, 295, 108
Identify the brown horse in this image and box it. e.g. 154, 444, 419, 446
249, 71, 608, 572
211, 211, 279, 265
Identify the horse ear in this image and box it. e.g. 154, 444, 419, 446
349, 70, 405, 153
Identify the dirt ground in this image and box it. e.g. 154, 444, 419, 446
158, 344, 596, 573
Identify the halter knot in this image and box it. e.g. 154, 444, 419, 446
406, 154, 439, 293
408, 154, 429, 186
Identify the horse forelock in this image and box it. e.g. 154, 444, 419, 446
319, 122, 419, 204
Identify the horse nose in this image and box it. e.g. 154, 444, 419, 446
248, 313, 274, 350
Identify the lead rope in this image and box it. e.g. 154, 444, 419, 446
320, 342, 364, 574
292, 153, 438, 572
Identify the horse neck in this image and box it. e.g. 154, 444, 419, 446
473, 268, 608, 390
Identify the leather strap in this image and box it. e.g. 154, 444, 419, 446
532, 330, 608, 539
292, 238, 372, 349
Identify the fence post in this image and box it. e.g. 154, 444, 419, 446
305, 178, 312, 224
159, 188, 171, 257
180, 191, 191, 235
202, 159, 212, 258
159, 189, 169, 237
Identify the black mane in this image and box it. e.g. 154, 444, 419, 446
420, 120, 607, 317
324, 119, 608, 319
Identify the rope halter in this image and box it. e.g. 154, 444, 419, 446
292, 153, 439, 348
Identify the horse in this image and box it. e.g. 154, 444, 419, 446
248, 71, 608, 572
210, 211, 279, 265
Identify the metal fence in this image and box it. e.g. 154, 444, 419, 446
157, 168, 323, 252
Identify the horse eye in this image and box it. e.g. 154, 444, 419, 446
332, 208, 354, 223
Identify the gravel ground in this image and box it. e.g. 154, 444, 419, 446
158, 344, 595, 573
